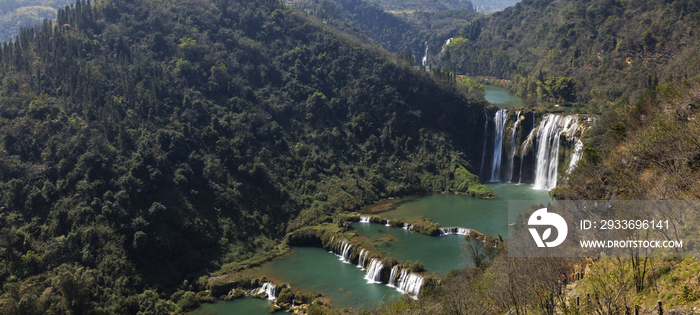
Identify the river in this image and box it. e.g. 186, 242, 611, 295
192, 183, 550, 313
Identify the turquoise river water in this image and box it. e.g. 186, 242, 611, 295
190, 183, 551, 313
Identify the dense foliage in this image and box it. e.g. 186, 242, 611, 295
436, 0, 700, 110
0, 0, 492, 313
362, 0, 474, 12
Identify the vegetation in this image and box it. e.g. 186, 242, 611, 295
0, 0, 74, 43
436, 0, 700, 112
0, 0, 495, 313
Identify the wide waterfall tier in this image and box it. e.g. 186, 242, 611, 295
439, 227, 471, 236
481, 112, 587, 189
359, 216, 370, 223
364, 259, 383, 283
396, 269, 424, 299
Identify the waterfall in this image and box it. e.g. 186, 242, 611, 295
403, 223, 412, 231
255, 283, 277, 300
533, 115, 578, 190
490, 109, 507, 181
364, 259, 383, 283
479, 111, 489, 178
566, 139, 584, 173
421, 42, 429, 66
385, 220, 391, 227
328, 236, 336, 253
357, 249, 366, 269
396, 270, 424, 298
439, 227, 471, 236
340, 242, 352, 263
507, 111, 522, 182
441, 38, 453, 52
388, 266, 399, 287
359, 250, 368, 270
359, 216, 370, 223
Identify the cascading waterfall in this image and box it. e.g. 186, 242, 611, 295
388, 266, 399, 287
421, 42, 429, 66
364, 259, 383, 283
479, 112, 489, 178
396, 270, 424, 298
533, 115, 578, 190
507, 111, 522, 182
490, 109, 508, 181
328, 236, 335, 253
359, 216, 370, 223
439, 227, 471, 236
340, 242, 352, 263
256, 283, 277, 300
403, 223, 412, 231
385, 220, 391, 227
566, 139, 584, 173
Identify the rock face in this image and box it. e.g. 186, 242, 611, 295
668, 309, 686, 315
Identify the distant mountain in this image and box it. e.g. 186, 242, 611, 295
364, 0, 475, 12
0, 0, 74, 42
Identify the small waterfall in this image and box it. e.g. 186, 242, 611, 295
359, 250, 368, 270
385, 220, 391, 227
441, 38, 453, 52
364, 259, 383, 283
359, 216, 370, 223
439, 227, 471, 236
397, 272, 424, 298
340, 242, 352, 263
256, 283, 277, 300
490, 109, 507, 181
357, 249, 366, 269
403, 223, 412, 231
328, 236, 335, 253
479, 111, 489, 178
507, 111, 522, 182
533, 115, 578, 190
388, 266, 399, 287
566, 139, 584, 173
421, 42, 428, 66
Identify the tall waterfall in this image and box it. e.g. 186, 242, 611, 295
567, 139, 584, 173
365, 259, 383, 283
533, 115, 578, 190
421, 42, 429, 66
507, 111, 522, 182
479, 112, 489, 178
490, 109, 508, 181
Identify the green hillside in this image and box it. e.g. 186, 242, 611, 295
0, 0, 492, 313
0, 0, 75, 43
437, 0, 700, 110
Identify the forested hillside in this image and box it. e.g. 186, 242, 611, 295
437, 0, 700, 110
287, 0, 479, 62
363, 0, 474, 12
0, 0, 491, 313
